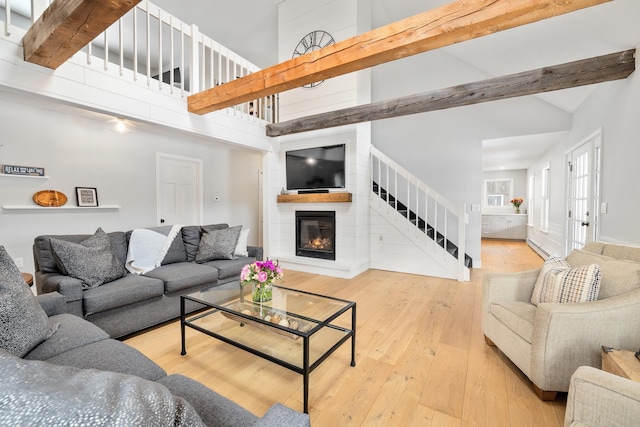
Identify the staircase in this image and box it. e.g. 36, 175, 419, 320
370, 147, 471, 281
372, 181, 473, 268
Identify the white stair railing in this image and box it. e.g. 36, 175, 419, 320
370, 146, 468, 280
0, 0, 277, 123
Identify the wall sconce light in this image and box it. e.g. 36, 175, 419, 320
107, 118, 134, 134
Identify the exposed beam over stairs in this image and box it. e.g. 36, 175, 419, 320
266, 49, 636, 136
23, 0, 141, 69
187, 0, 611, 115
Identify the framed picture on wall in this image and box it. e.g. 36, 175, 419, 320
76, 187, 99, 207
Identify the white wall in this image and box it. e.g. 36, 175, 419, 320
526, 139, 568, 256
526, 55, 640, 254
0, 90, 263, 275
567, 61, 640, 246
371, 49, 572, 265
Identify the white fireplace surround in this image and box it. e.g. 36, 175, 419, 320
265, 130, 372, 279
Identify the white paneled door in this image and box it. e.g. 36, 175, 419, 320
156, 154, 203, 226
566, 131, 602, 252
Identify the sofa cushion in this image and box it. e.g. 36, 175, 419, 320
566, 249, 640, 299
196, 226, 242, 263
531, 255, 601, 305
601, 244, 640, 263
144, 262, 219, 294
205, 256, 256, 280
83, 275, 165, 316
0, 246, 59, 357
161, 228, 188, 264
50, 228, 127, 288
34, 231, 128, 274
23, 313, 109, 361
182, 224, 229, 262
158, 374, 258, 427
0, 349, 202, 426
489, 301, 537, 344
44, 339, 166, 381
581, 241, 606, 255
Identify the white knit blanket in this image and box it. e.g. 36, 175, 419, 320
125, 225, 182, 275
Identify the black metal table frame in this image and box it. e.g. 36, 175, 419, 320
180, 285, 356, 413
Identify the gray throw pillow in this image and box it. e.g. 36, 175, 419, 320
50, 228, 127, 288
0, 246, 58, 357
195, 226, 242, 263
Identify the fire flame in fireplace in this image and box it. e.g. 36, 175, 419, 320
305, 237, 333, 250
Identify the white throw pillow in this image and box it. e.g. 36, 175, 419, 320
234, 227, 250, 257
531, 254, 601, 305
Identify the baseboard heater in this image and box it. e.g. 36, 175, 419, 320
527, 238, 550, 259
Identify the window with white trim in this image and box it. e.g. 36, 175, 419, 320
528, 174, 535, 226
541, 164, 550, 232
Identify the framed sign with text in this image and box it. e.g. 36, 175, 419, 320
76, 187, 99, 207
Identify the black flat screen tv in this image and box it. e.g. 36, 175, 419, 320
285, 144, 346, 191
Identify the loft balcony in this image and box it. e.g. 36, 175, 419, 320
0, 0, 275, 150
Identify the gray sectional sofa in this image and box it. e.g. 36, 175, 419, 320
33, 224, 263, 338
1, 245, 309, 426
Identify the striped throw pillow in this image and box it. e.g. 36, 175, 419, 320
531, 255, 601, 305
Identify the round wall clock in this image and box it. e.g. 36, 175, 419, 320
292, 30, 335, 88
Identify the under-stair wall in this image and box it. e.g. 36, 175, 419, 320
370, 147, 471, 281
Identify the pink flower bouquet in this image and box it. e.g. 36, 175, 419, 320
241, 259, 283, 303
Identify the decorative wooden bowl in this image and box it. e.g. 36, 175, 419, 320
33, 190, 68, 207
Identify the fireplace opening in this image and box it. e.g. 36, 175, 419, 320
296, 211, 336, 260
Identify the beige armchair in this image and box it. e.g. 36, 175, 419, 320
482, 242, 640, 400
565, 366, 640, 426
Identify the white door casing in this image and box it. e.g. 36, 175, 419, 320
566, 130, 602, 252
156, 153, 203, 226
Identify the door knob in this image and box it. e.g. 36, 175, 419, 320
160, 219, 165, 224
581, 221, 590, 227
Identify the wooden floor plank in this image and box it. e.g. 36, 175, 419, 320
420, 342, 469, 419
125, 240, 551, 426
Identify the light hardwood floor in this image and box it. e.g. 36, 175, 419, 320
125, 240, 567, 426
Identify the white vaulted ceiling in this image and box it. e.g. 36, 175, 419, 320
149, 0, 640, 170
8, 0, 640, 170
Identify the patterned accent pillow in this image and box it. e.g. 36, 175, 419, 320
0, 246, 59, 357
50, 228, 127, 288
195, 226, 242, 263
531, 254, 601, 305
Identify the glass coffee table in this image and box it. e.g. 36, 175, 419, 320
180, 283, 356, 413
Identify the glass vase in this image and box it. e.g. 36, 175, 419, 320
252, 282, 273, 303
515, 207, 520, 214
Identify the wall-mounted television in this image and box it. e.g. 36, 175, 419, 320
285, 144, 346, 191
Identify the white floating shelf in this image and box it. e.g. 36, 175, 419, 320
0, 173, 50, 179
2, 205, 120, 210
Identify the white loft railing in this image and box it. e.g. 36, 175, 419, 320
370, 146, 468, 280
1, 0, 277, 123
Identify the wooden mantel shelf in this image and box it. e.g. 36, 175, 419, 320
277, 192, 352, 203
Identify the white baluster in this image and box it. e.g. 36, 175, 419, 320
189, 24, 200, 94
133, 5, 138, 80
119, 18, 124, 76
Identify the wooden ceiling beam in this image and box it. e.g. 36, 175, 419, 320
188, 0, 611, 115
23, 0, 141, 69
266, 49, 636, 137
